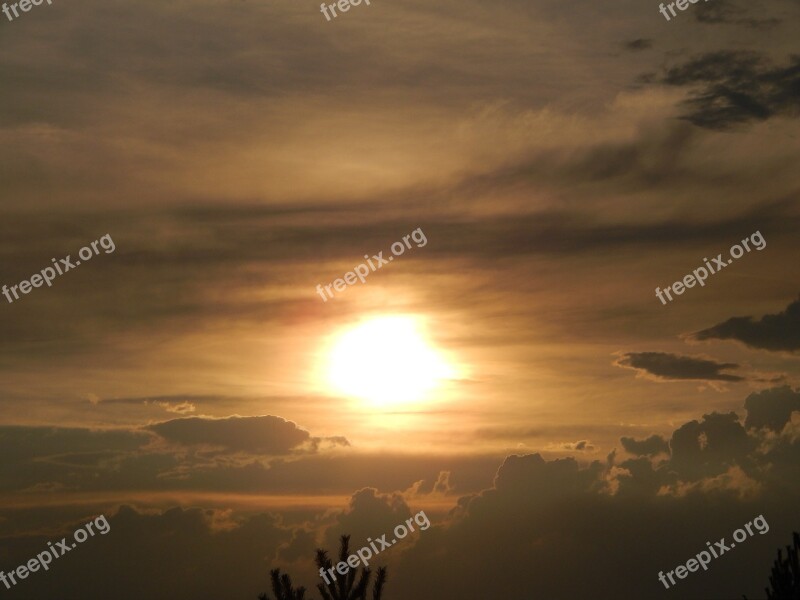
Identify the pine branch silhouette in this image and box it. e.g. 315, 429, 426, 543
259, 534, 387, 600
315, 535, 387, 600
744, 531, 800, 600
258, 568, 306, 600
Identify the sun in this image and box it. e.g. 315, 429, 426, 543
325, 315, 456, 407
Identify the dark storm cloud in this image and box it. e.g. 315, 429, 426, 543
743, 386, 800, 431
146, 415, 320, 453
614, 351, 744, 382
689, 295, 800, 352
657, 51, 800, 129
620, 434, 670, 456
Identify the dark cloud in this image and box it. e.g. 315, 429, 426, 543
669, 412, 754, 480
145, 415, 318, 454
689, 295, 800, 352
0, 505, 294, 599
322, 487, 413, 551
744, 386, 800, 432
614, 351, 744, 382
694, 0, 781, 28
624, 39, 653, 51
658, 52, 800, 129
393, 419, 794, 600
620, 434, 670, 457
0, 426, 151, 492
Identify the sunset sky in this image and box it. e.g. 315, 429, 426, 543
1, 0, 799, 597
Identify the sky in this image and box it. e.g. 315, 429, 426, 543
1, 0, 799, 598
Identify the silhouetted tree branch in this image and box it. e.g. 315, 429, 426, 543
744, 531, 800, 600
258, 568, 306, 600
260, 534, 387, 600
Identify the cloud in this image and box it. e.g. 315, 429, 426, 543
689, 296, 800, 352
549, 439, 595, 452
322, 487, 413, 552
744, 386, 800, 432
2, 387, 799, 599
623, 39, 652, 51
156, 401, 196, 415
391, 425, 794, 600
0, 426, 151, 492
384, 390, 798, 599
657, 52, 800, 129
99, 394, 221, 406
145, 415, 320, 454
620, 434, 670, 457
668, 412, 754, 480
614, 351, 744, 382
693, 0, 781, 28
0, 505, 295, 599
0, 421, 500, 497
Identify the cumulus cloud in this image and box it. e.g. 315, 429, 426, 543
614, 351, 744, 382
669, 412, 754, 480
385, 393, 799, 600
744, 386, 800, 432
689, 296, 800, 352
322, 487, 413, 552
620, 434, 670, 457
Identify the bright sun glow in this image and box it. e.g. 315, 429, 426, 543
326, 315, 456, 407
